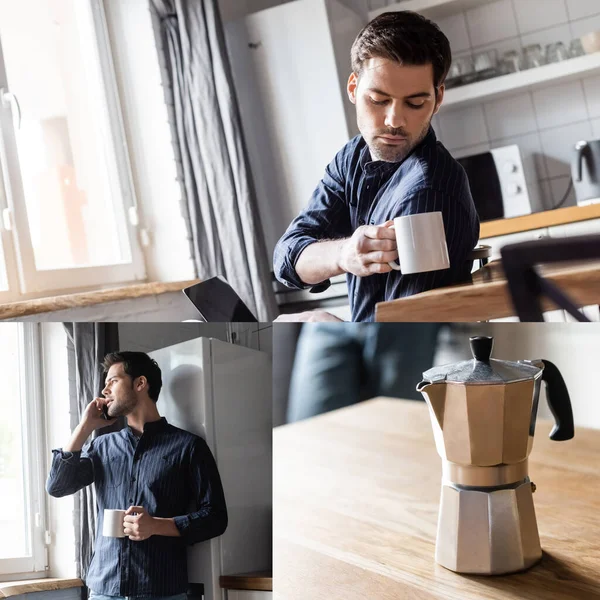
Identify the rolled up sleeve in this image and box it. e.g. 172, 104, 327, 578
273, 151, 352, 290
46, 445, 95, 497
173, 438, 228, 545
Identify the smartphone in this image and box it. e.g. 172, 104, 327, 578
182, 276, 258, 322
101, 404, 110, 420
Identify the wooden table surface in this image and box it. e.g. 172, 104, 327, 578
274, 398, 600, 599
375, 260, 600, 321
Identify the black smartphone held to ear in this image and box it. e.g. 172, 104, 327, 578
101, 404, 110, 420
182, 276, 258, 322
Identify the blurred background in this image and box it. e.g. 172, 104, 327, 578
273, 322, 600, 427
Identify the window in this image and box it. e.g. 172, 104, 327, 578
0, 323, 48, 577
0, 0, 145, 302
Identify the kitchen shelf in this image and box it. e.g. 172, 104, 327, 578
442, 52, 600, 109
369, 0, 497, 20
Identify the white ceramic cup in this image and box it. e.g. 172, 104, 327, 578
387, 211, 450, 274
103, 509, 126, 538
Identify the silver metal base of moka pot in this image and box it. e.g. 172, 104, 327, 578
436, 463, 542, 575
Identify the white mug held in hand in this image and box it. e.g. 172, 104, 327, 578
103, 509, 126, 538
387, 211, 450, 274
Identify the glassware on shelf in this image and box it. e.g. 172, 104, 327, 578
569, 38, 586, 58
473, 49, 499, 81
445, 55, 475, 88
545, 41, 570, 63
523, 44, 546, 69
500, 49, 524, 73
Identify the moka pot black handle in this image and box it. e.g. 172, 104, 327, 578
542, 359, 574, 441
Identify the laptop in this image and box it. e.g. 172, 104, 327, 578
182, 276, 258, 322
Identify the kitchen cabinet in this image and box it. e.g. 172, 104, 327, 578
548, 217, 600, 238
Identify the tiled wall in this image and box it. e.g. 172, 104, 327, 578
349, 0, 600, 211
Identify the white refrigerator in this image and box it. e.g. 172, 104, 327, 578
149, 337, 272, 600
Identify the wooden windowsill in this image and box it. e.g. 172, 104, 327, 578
480, 203, 600, 239
0, 279, 200, 320
0, 578, 83, 598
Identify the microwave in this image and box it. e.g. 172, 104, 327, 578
457, 144, 532, 222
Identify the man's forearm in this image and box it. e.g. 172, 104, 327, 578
295, 239, 347, 285
152, 517, 181, 537
64, 423, 94, 452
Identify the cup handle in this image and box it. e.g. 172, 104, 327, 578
386, 224, 402, 271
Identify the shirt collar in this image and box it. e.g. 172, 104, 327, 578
126, 416, 169, 438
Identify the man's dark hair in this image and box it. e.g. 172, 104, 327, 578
351, 11, 452, 91
102, 351, 163, 402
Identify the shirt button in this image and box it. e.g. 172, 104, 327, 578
131, 477, 136, 482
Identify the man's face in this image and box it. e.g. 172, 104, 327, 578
102, 362, 139, 418
347, 57, 444, 163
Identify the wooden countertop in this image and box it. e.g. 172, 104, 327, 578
480, 204, 600, 239
0, 578, 83, 597
220, 571, 272, 591
0, 280, 200, 320
375, 259, 600, 321
274, 398, 600, 600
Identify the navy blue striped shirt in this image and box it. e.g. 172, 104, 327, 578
46, 418, 227, 597
273, 127, 480, 321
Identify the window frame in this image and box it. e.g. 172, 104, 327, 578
0, 0, 146, 302
0, 323, 49, 579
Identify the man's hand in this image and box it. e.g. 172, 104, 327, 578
81, 398, 117, 431
124, 506, 155, 541
64, 398, 117, 452
274, 310, 343, 322
123, 506, 181, 540
338, 222, 398, 277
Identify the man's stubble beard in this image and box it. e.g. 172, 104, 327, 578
108, 389, 137, 418
367, 116, 432, 163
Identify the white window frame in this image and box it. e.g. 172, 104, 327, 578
0, 0, 146, 303
0, 323, 49, 579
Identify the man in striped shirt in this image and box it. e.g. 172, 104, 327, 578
273, 11, 479, 322
47, 351, 227, 600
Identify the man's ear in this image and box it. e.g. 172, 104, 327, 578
347, 72, 358, 104
433, 84, 445, 115
135, 376, 147, 392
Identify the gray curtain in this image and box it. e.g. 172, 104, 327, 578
64, 323, 120, 582
151, 0, 277, 321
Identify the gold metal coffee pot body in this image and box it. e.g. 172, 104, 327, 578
417, 336, 574, 575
